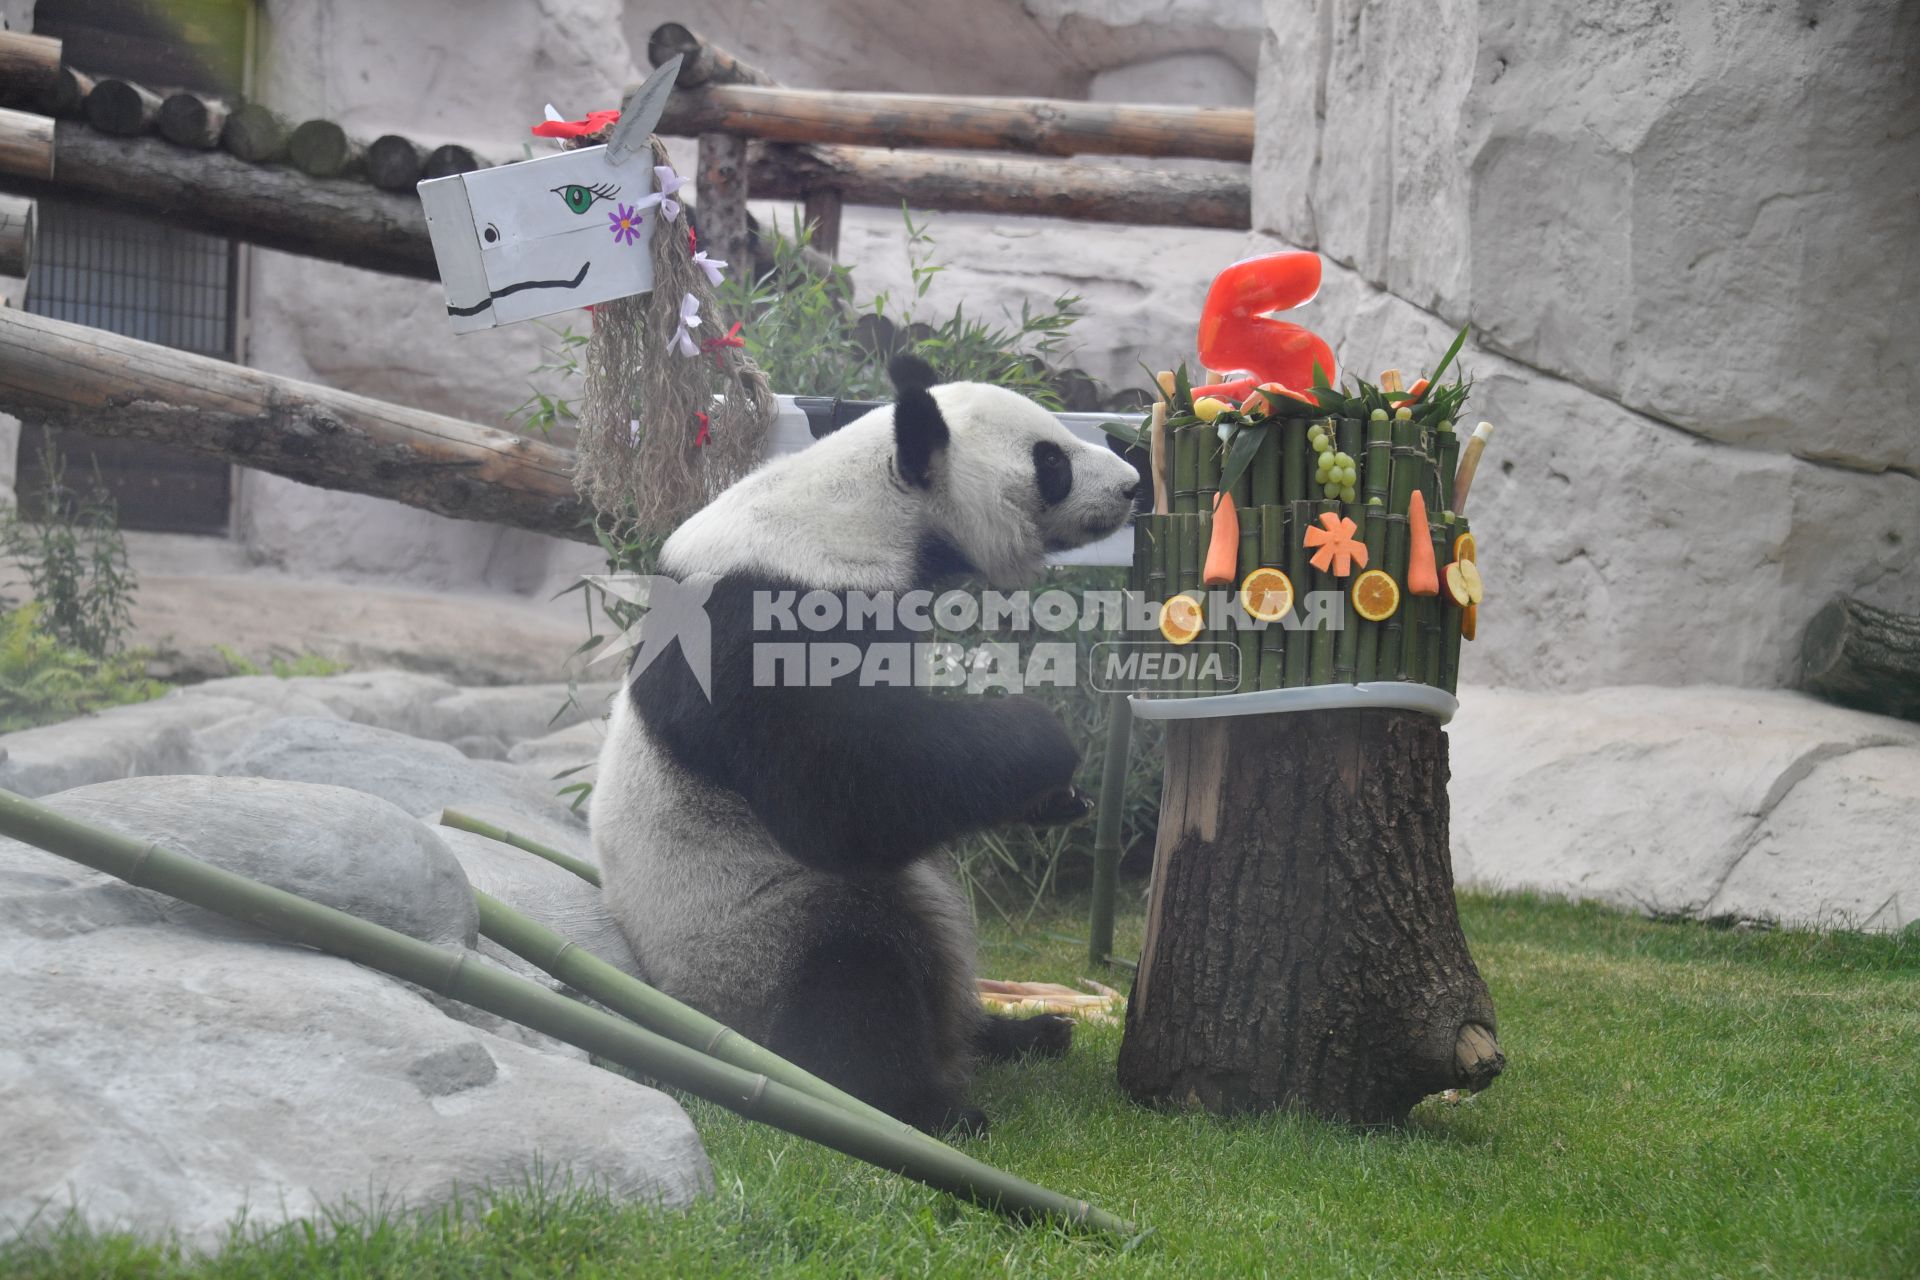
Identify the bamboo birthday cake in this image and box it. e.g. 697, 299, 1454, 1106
1127, 250, 1492, 704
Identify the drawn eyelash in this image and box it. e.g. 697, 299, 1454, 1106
590, 183, 619, 198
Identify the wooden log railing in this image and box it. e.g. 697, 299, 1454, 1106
0, 308, 593, 542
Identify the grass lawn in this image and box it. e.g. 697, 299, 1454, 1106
8, 893, 1918, 1278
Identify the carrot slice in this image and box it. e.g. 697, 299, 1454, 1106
1203, 492, 1241, 586
1406, 490, 1439, 596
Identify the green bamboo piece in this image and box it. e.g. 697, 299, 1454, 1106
1354, 497, 1389, 682
1308, 498, 1338, 685
1435, 420, 1459, 513
1196, 428, 1222, 518
1145, 514, 1169, 605
1336, 417, 1363, 498
0, 789, 1134, 1235
1282, 501, 1311, 687
1251, 420, 1282, 507
1256, 505, 1286, 690
1440, 512, 1467, 695
1236, 494, 1260, 694
1389, 419, 1425, 682
1196, 509, 1215, 696
1086, 692, 1132, 965
1364, 410, 1392, 508
1281, 417, 1308, 504
443, 809, 601, 886
1173, 425, 1198, 515
1332, 501, 1362, 684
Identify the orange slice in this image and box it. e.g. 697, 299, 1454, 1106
1159, 592, 1205, 645
1351, 569, 1400, 622
1462, 603, 1478, 641
1453, 530, 1477, 563
1239, 567, 1293, 622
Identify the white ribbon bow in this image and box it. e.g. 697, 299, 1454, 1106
635, 164, 687, 222
691, 249, 727, 287
668, 291, 702, 356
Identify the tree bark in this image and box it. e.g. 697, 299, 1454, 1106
802, 187, 842, 257
1117, 710, 1503, 1125
1800, 595, 1920, 723
648, 21, 780, 88
657, 83, 1254, 161
749, 142, 1250, 230
0, 308, 594, 542
698, 132, 751, 283
2, 121, 435, 279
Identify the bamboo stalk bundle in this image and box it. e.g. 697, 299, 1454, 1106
1441, 513, 1467, 693
1435, 420, 1459, 513
157, 93, 227, 149
1354, 497, 1389, 682
1172, 425, 1198, 515
1284, 500, 1312, 687
0, 790, 1134, 1235
221, 102, 290, 163
1258, 505, 1286, 690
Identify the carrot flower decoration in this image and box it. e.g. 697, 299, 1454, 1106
1303, 510, 1368, 577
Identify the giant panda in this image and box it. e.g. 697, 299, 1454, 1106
591, 354, 1141, 1134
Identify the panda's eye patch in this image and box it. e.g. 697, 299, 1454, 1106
1033, 441, 1072, 506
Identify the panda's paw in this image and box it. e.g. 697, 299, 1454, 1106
1020, 785, 1092, 828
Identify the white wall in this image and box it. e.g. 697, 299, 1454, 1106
1251, 0, 1920, 689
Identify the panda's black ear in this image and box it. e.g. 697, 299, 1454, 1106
889, 354, 948, 488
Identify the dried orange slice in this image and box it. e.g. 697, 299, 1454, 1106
1462, 603, 1478, 641
1159, 592, 1205, 645
1351, 569, 1400, 622
1239, 567, 1293, 622
1453, 530, 1477, 563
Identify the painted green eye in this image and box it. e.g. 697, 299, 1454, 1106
553, 183, 616, 214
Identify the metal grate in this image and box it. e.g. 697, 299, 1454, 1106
17, 201, 237, 534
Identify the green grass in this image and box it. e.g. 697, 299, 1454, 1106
7, 893, 1918, 1278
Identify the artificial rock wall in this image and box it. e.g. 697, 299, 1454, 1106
1252, 0, 1920, 688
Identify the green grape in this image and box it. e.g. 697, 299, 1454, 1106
1394, 407, 1413, 421
1340, 485, 1357, 503
1313, 437, 1332, 455
1322, 481, 1341, 499
1370, 408, 1389, 421
1342, 466, 1358, 486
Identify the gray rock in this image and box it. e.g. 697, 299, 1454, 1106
452, 734, 511, 761
424, 683, 616, 750
0, 694, 260, 798
1449, 684, 1920, 929
218, 716, 587, 827
0, 925, 710, 1251
0, 775, 477, 948
504, 717, 606, 783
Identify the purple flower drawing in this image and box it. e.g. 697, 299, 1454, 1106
608, 203, 643, 246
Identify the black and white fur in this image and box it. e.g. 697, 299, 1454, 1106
591, 356, 1140, 1133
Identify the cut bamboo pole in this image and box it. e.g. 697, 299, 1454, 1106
440, 809, 601, 885
1400, 447, 1433, 683
1423, 505, 1447, 686
84, 78, 161, 136
658, 82, 1255, 162
1454, 421, 1494, 514
0, 789, 1132, 1235
0, 308, 591, 540
289, 118, 363, 178
1283, 501, 1312, 687
1172, 424, 1198, 515
1258, 505, 1286, 690
1234, 472, 1260, 692
0, 106, 54, 180
1086, 690, 1133, 964
1250, 421, 1281, 508
366, 133, 426, 192
157, 93, 227, 149
1435, 420, 1459, 513
1308, 499, 1338, 685
0, 32, 62, 109
221, 102, 290, 162
1148, 401, 1169, 515
1441, 513, 1467, 694
1381, 417, 1422, 681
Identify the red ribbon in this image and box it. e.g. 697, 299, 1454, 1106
694, 410, 711, 448
688, 226, 699, 257
699, 321, 745, 369
531, 109, 620, 139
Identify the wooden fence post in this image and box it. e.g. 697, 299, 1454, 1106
698, 132, 750, 281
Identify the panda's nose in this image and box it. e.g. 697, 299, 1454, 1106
1120, 478, 1141, 501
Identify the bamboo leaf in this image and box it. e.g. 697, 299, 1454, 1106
1426, 324, 1471, 391
1216, 423, 1268, 496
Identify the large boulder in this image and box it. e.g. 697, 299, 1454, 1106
0, 773, 709, 1250
1449, 684, 1920, 929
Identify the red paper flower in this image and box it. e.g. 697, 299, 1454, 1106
532, 109, 620, 139
1303, 510, 1368, 577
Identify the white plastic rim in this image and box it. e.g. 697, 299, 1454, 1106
1128, 681, 1459, 724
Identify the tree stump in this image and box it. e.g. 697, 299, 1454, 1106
1117, 708, 1503, 1125
1799, 594, 1920, 724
